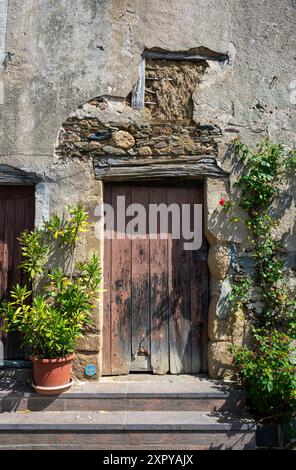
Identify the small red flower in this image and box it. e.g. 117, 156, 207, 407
219, 198, 225, 206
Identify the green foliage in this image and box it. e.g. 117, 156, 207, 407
228, 139, 296, 334
19, 205, 89, 282
1, 206, 102, 358
44, 205, 89, 246
18, 230, 48, 279
232, 330, 296, 419
224, 139, 296, 421
228, 277, 253, 308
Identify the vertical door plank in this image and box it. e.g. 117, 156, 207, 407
21, 192, 35, 359
0, 200, 6, 298
22, 191, 35, 293
188, 187, 203, 373
4, 198, 15, 294
110, 184, 132, 374
13, 197, 25, 286
150, 186, 169, 374
0, 199, 6, 358
168, 187, 192, 374
1, 199, 11, 299
0, 187, 34, 359
4, 198, 16, 359
102, 184, 112, 375
130, 185, 151, 370
24, 191, 35, 233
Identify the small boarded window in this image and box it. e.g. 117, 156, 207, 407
131, 49, 227, 121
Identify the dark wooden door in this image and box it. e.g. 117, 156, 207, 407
103, 182, 208, 375
0, 186, 35, 359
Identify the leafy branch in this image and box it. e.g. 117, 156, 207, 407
225, 139, 296, 335
223, 139, 296, 424
1, 206, 102, 358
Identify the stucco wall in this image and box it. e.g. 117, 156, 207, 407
0, 0, 295, 379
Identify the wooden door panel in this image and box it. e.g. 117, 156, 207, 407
110, 184, 132, 374
0, 186, 35, 359
0, 200, 6, 299
103, 182, 207, 375
188, 188, 204, 373
13, 197, 26, 286
102, 184, 112, 375
150, 186, 169, 375
130, 185, 151, 371
168, 187, 191, 374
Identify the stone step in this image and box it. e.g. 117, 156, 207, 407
0, 410, 256, 450
0, 379, 245, 412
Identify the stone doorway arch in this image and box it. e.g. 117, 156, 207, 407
55, 92, 245, 381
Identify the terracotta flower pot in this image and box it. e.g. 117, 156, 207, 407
30, 354, 75, 390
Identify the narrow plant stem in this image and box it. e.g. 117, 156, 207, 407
259, 411, 295, 424
69, 246, 76, 281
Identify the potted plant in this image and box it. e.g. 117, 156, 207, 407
0, 206, 102, 394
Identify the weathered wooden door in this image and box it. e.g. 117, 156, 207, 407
103, 182, 208, 375
0, 186, 35, 359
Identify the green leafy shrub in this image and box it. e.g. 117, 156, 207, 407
0, 206, 102, 358
227, 140, 296, 335
233, 329, 296, 419
222, 140, 296, 423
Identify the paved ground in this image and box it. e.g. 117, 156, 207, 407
0, 409, 254, 430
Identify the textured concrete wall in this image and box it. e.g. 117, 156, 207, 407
2, 0, 296, 166
0, 0, 296, 379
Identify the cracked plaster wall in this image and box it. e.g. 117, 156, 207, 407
0, 0, 295, 379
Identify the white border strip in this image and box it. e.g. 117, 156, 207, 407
0, 0, 8, 66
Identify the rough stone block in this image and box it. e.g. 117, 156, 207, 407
102, 145, 126, 155
137, 146, 152, 156
208, 297, 232, 342
73, 352, 100, 380
208, 341, 235, 380
75, 334, 101, 352
110, 130, 135, 150
231, 308, 251, 347
207, 243, 229, 279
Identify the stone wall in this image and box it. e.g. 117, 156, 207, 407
55, 97, 224, 379
0, 1, 295, 380
54, 92, 295, 380
56, 98, 219, 160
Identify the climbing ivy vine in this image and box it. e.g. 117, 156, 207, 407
222, 140, 296, 424
225, 139, 296, 336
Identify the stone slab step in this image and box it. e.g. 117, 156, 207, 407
0, 410, 256, 450
0, 379, 245, 412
